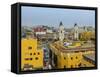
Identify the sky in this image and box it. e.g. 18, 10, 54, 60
21, 6, 95, 28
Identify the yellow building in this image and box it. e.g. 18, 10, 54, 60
21, 38, 43, 70
50, 42, 94, 69
60, 52, 82, 68
50, 43, 82, 69
79, 31, 95, 41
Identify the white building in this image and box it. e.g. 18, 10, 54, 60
46, 29, 53, 33
58, 22, 65, 43
73, 23, 79, 40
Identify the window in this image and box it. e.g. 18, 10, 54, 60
76, 56, 78, 59
35, 57, 38, 60
64, 65, 66, 68
28, 46, 32, 50
71, 57, 73, 60
30, 53, 32, 55
30, 58, 32, 60
38, 52, 40, 55
25, 58, 29, 60
78, 63, 81, 67
71, 65, 73, 68
33, 53, 36, 55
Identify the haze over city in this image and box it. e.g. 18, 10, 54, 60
21, 6, 95, 28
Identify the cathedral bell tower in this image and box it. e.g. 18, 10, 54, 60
58, 21, 65, 44
73, 23, 79, 40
